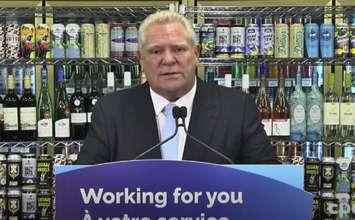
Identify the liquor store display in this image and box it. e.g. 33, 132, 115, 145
0, 3, 354, 220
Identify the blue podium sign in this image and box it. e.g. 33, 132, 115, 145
56, 160, 312, 220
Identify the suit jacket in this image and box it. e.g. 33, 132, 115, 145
76, 79, 277, 164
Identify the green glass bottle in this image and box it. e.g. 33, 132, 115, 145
324, 73, 339, 143
37, 65, 53, 142
340, 69, 355, 142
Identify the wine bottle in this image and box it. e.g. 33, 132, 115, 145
290, 72, 306, 142
272, 74, 290, 139
87, 73, 101, 127
340, 66, 355, 142
306, 70, 323, 142
324, 73, 339, 143
20, 73, 36, 141
70, 69, 87, 140
37, 65, 53, 142
54, 66, 70, 141
256, 74, 272, 136
3, 74, 19, 141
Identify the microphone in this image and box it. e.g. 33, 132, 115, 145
173, 106, 235, 164
134, 108, 180, 160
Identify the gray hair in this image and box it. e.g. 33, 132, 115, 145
138, 10, 196, 49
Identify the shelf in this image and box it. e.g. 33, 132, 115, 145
0, 7, 43, 18
214, 77, 313, 88
0, 57, 139, 66
199, 57, 355, 66
51, 6, 170, 20
0, 140, 83, 154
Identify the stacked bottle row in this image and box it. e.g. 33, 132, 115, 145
0, 151, 54, 219
0, 64, 141, 142
0, 17, 141, 59
302, 142, 355, 219
196, 14, 355, 59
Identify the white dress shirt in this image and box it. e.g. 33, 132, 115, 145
150, 78, 196, 160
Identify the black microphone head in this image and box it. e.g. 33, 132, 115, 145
172, 106, 181, 119
180, 106, 187, 118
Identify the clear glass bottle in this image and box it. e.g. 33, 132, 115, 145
37, 65, 53, 142
290, 72, 306, 142
306, 70, 323, 142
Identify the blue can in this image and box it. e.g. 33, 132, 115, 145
305, 23, 319, 58
320, 23, 334, 58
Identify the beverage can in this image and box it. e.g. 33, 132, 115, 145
0, 188, 6, 219
215, 19, 231, 57
200, 24, 215, 58
22, 154, 37, 185
289, 18, 304, 58
260, 17, 274, 57
320, 23, 334, 58
95, 22, 110, 58
51, 23, 65, 58
246, 18, 260, 57
110, 22, 124, 57
81, 23, 95, 58
5, 18, 20, 59
37, 188, 52, 219
37, 154, 53, 188
125, 23, 138, 58
7, 188, 21, 219
230, 17, 245, 58
36, 23, 50, 59
321, 156, 335, 191
0, 154, 6, 187
65, 23, 80, 58
335, 22, 350, 57
305, 23, 319, 58
7, 154, 21, 187
22, 185, 37, 219
275, 18, 289, 58
0, 22, 5, 59
20, 24, 35, 59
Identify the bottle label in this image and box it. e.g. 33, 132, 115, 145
272, 119, 290, 136
71, 113, 87, 123
309, 104, 322, 123
324, 102, 340, 125
230, 26, 245, 53
293, 104, 306, 123
20, 107, 36, 130
3, 107, 18, 131
55, 118, 70, 138
340, 103, 355, 125
87, 112, 92, 123
261, 119, 272, 136
37, 118, 52, 137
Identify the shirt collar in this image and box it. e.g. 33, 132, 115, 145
150, 77, 197, 116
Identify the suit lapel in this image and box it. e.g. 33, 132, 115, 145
182, 80, 219, 161
126, 83, 162, 159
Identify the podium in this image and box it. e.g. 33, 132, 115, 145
55, 160, 312, 220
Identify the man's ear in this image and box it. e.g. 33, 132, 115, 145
138, 50, 144, 71
193, 45, 199, 61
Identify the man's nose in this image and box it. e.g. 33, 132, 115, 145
161, 50, 177, 65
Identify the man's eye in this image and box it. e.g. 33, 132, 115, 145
150, 49, 161, 54
175, 47, 185, 53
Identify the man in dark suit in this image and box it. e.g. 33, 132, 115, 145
76, 11, 277, 164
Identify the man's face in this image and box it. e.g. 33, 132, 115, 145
139, 22, 199, 101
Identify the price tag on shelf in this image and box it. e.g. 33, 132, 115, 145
234, 79, 242, 87
302, 78, 312, 87
249, 79, 259, 87
268, 79, 278, 87
224, 74, 232, 88
285, 79, 293, 88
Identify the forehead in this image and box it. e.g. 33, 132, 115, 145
144, 22, 189, 44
